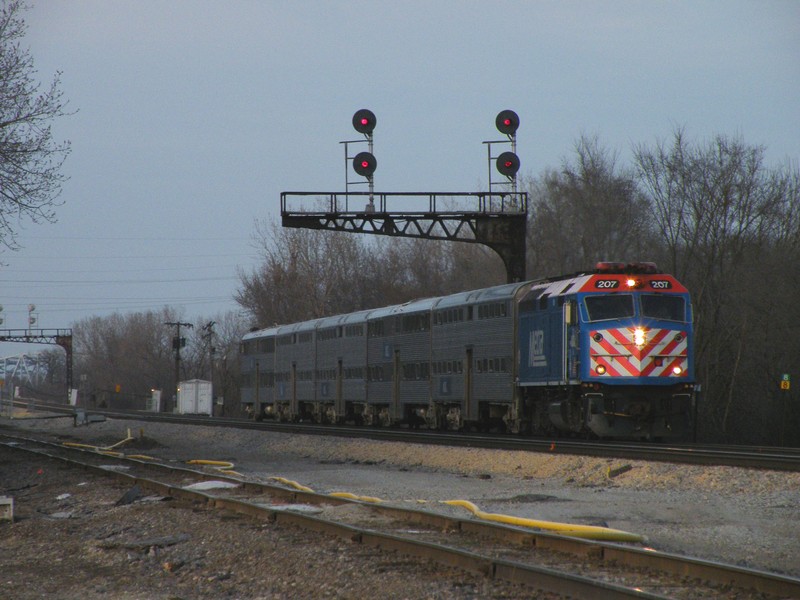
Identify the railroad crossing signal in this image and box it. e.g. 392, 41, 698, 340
780, 373, 790, 391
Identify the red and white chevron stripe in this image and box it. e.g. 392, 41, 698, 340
589, 327, 688, 378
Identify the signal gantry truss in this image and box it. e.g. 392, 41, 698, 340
280, 191, 528, 283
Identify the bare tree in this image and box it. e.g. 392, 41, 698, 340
526, 135, 654, 277
73, 307, 181, 407
236, 220, 373, 327
634, 130, 800, 442
0, 0, 72, 251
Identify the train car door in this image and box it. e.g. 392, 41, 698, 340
254, 360, 261, 415
464, 347, 473, 420
392, 350, 400, 420
290, 362, 297, 418
336, 358, 343, 421
565, 300, 580, 381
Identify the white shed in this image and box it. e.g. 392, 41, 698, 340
177, 379, 212, 415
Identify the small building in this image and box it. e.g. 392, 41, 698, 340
177, 379, 212, 415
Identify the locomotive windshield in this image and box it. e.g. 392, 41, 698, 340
584, 293, 687, 322
584, 294, 634, 321
641, 294, 686, 321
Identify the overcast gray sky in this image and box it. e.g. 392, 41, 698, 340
1, 1, 798, 349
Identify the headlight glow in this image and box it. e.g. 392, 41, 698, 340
633, 327, 647, 349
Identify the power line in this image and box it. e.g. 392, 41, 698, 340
0, 264, 243, 275
0, 275, 239, 285
4, 252, 258, 260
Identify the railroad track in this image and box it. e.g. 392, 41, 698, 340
2, 432, 798, 600
11, 399, 800, 472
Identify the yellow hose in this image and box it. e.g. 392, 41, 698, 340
443, 500, 645, 543
187, 459, 236, 469
97, 450, 124, 457
268, 477, 315, 493
104, 430, 135, 450
260, 478, 640, 543
329, 492, 383, 503
62, 442, 97, 450
186, 459, 242, 478
63, 432, 134, 454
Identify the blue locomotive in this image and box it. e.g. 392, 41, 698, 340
239, 262, 695, 439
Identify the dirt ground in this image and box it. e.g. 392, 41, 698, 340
0, 445, 535, 600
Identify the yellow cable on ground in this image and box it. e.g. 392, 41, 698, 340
187, 459, 236, 469
104, 429, 135, 450
219, 469, 244, 477
268, 477, 315, 493
63, 442, 98, 450
443, 500, 645, 543
329, 492, 383, 503
63, 432, 134, 454
186, 459, 243, 478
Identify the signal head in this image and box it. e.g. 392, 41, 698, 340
352, 109, 377, 134
495, 110, 519, 136
353, 151, 377, 177
496, 151, 520, 178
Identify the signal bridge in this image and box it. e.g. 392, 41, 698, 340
281, 110, 528, 283
281, 190, 527, 283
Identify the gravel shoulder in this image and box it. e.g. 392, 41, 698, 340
2, 410, 799, 598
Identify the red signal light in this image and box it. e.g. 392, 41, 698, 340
496, 151, 520, 178
353, 151, 377, 177
495, 110, 519, 135
352, 109, 376, 134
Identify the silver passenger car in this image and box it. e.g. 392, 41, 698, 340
239, 282, 530, 429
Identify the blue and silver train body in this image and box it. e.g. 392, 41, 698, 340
517, 262, 695, 439
239, 262, 695, 439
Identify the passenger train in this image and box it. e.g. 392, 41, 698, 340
239, 262, 696, 440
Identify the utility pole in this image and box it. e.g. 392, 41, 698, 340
201, 321, 216, 413
165, 321, 193, 412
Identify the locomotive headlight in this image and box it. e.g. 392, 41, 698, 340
672, 366, 683, 375
625, 277, 644, 289
633, 327, 647, 349
596, 365, 607, 375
